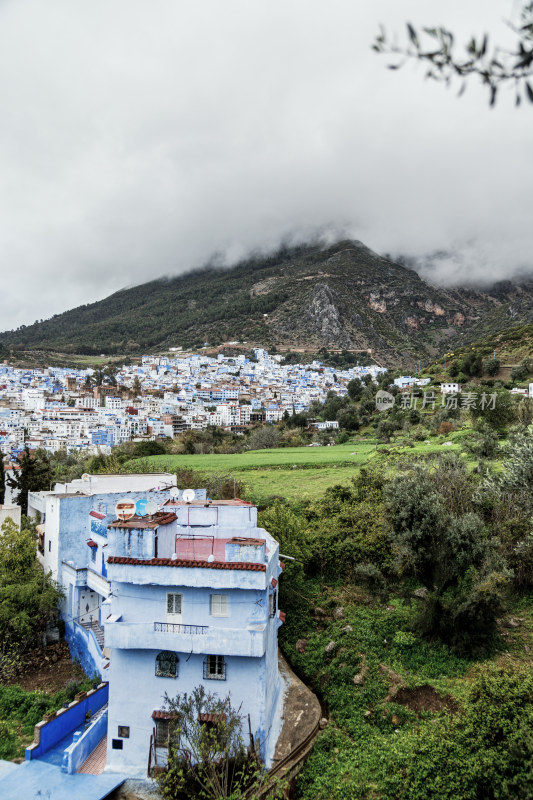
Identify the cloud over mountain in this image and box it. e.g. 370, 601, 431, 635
0, 0, 531, 330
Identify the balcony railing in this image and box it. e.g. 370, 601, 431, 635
154, 622, 208, 635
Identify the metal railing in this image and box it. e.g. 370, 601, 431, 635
154, 622, 208, 635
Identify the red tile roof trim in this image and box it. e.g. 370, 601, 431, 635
279, 611, 286, 623
152, 710, 180, 720
198, 712, 226, 723
271, 578, 278, 588
107, 556, 266, 572
86, 539, 98, 547
89, 510, 106, 520
279, 562, 285, 571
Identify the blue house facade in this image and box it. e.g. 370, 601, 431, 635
104, 499, 284, 775
28, 477, 285, 778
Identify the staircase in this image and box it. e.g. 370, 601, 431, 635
81, 620, 104, 650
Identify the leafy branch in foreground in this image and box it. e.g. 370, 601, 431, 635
157, 685, 281, 800
373, 2, 533, 106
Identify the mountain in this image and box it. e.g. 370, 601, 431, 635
3, 240, 533, 368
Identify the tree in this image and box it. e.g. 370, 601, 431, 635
336, 405, 360, 431
0, 519, 62, 674
462, 420, 500, 459
376, 416, 399, 443
374, 2, 533, 106
516, 396, 533, 425
285, 412, 309, 429
246, 425, 281, 450
132, 440, 167, 457
157, 685, 264, 800
347, 377, 363, 401
484, 358, 500, 377
259, 501, 311, 565
132, 375, 142, 395
511, 357, 533, 382
469, 386, 516, 431
6, 447, 53, 515
385, 466, 510, 652
461, 352, 483, 378
448, 360, 459, 378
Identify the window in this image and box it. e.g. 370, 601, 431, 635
156, 651, 179, 678
155, 718, 179, 748
118, 726, 130, 738
210, 594, 229, 617
167, 593, 182, 615
203, 655, 226, 681
269, 588, 278, 618
111, 739, 123, 750
90, 547, 97, 563
48, 540, 51, 552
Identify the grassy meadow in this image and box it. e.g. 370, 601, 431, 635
123, 435, 464, 504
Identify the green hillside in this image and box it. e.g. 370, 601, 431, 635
3, 240, 533, 368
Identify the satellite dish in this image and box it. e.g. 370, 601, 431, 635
135, 498, 148, 516
182, 489, 196, 503
207, 554, 215, 562
81, 473, 90, 481
145, 501, 158, 516
115, 500, 136, 521
169, 487, 180, 499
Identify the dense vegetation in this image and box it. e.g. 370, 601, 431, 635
257, 441, 533, 798
0, 519, 62, 680
276, 574, 533, 800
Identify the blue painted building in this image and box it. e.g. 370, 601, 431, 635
28, 476, 285, 778
104, 498, 284, 776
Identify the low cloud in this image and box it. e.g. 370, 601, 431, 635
0, 0, 531, 331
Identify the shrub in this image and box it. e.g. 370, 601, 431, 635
438, 421, 454, 435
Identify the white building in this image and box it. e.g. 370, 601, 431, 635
441, 382, 462, 394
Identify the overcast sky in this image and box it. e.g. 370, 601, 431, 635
1, 0, 531, 331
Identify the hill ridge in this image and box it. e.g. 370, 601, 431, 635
3, 240, 533, 367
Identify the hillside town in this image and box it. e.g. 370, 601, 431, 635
0, 349, 385, 469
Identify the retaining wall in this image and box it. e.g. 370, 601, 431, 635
25, 683, 109, 761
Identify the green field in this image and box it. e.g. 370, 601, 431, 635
125, 436, 464, 504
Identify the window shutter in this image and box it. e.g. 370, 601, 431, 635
210, 594, 228, 616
